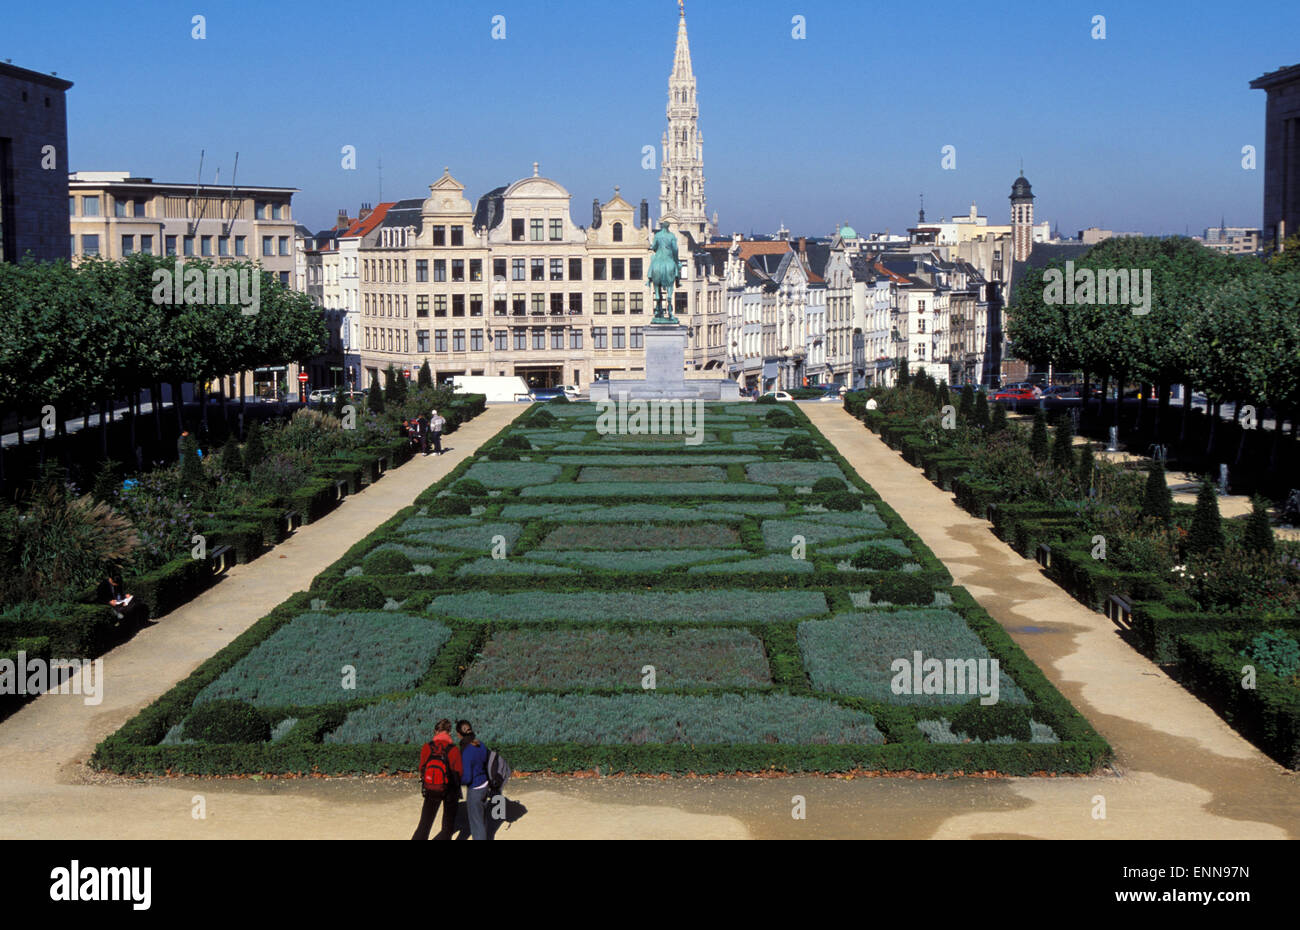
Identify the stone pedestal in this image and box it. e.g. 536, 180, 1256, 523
589, 324, 739, 402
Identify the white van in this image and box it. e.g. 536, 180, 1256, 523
450, 375, 532, 404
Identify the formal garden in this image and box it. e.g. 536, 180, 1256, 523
847, 376, 1300, 770
92, 400, 1109, 777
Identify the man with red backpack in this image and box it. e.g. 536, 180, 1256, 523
411, 719, 462, 841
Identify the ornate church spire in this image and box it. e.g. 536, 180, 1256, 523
660, 1, 710, 240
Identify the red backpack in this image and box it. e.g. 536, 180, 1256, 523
421, 741, 454, 797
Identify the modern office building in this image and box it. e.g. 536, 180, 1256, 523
1251, 63, 1300, 250
0, 62, 73, 263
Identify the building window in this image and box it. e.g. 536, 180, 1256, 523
433, 226, 446, 246
550, 258, 564, 281
81, 196, 99, 216
434, 296, 447, 317
417, 296, 429, 317
115, 199, 128, 218
569, 292, 583, 314
612, 294, 626, 314
416, 260, 428, 282
594, 293, 607, 314
493, 258, 507, 280
593, 258, 607, 280
613, 222, 623, 242
570, 330, 583, 349
493, 297, 507, 316
201, 236, 213, 257
140, 234, 154, 255
452, 259, 465, 282
513, 294, 526, 315
417, 330, 430, 353
630, 258, 643, 280
470, 295, 484, 317
675, 292, 688, 315
434, 260, 447, 282
235, 236, 246, 256
530, 218, 544, 241
512, 258, 525, 281
470, 259, 483, 281
435, 330, 448, 352
453, 330, 466, 352
68, 196, 75, 216
166, 235, 178, 256
453, 294, 465, 317
120, 235, 133, 256
531, 258, 545, 282
551, 293, 564, 314
532, 329, 546, 350
531, 294, 546, 314
631, 326, 644, 348
261, 236, 273, 257
513, 329, 527, 350
630, 293, 644, 314
592, 327, 608, 349
494, 330, 508, 350
547, 218, 562, 241
552, 329, 564, 349
451, 226, 464, 246
184, 237, 196, 257
612, 259, 625, 281
569, 257, 583, 280
218, 236, 229, 256
511, 218, 525, 241
612, 327, 626, 349
471, 329, 483, 351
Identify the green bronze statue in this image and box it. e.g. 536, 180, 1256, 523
647, 219, 681, 324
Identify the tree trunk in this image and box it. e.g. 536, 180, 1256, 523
152, 382, 163, 444
1113, 369, 1125, 432
99, 397, 109, 460
1180, 383, 1192, 444
1206, 401, 1219, 457
1270, 408, 1284, 472
199, 380, 209, 433
173, 381, 184, 435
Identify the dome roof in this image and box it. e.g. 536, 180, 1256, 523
839, 225, 858, 239
1010, 175, 1034, 200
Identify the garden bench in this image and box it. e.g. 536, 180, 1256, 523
333, 479, 349, 502
1106, 593, 1133, 629
1036, 542, 1052, 569
208, 545, 235, 578
281, 510, 302, 535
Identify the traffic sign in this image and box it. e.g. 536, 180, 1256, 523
298, 372, 309, 382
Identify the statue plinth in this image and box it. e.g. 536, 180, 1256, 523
589, 324, 740, 403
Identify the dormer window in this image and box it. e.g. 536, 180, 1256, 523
613, 222, 623, 242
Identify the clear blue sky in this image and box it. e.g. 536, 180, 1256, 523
8, 0, 1296, 238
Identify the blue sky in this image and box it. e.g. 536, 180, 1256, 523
8, 0, 1296, 238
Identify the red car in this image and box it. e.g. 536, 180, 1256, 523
992, 388, 1037, 402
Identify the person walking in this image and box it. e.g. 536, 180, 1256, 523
418, 412, 430, 456
458, 723, 491, 841
429, 408, 446, 455
411, 719, 462, 841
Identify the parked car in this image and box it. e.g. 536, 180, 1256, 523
1003, 381, 1043, 397
760, 391, 794, 402
308, 388, 337, 405
529, 387, 566, 401
992, 387, 1037, 402
557, 384, 581, 400
1041, 385, 1081, 399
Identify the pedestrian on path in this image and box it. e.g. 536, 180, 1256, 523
458, 723, 491, 841
418, 413, 430, 456
429, 409, 446, 455
412, 719, 462, 841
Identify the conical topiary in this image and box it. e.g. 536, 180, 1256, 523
1029, 410, 1049, 461
243, 420, 267, 469
220, 437, 245, 477
418, 360, 433, 389
180, 435, 205, 487
1051, 418, 1076, 471
988, 400, 1005, 433
1243, 496, 1275, 553
1141, 461, 1172, 524
974, 391, 991, 429
1186, 477, 1224, 555
897, 358, 909, 387
367, 381, 385, 414
959, 384, 975, 419
1076, 441, 1095, 496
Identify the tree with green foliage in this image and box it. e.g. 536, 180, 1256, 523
418, 360, 433, 389
1243, 496, 1275, 554
220, 437, 245, 478
959, 384, 974, 419
383, 365, 406, 405
243, 420, 267, 469
90, 460, 121, 504
987, 401, 1005, 433
1187, 478, 1224, 555
1051, 417, 1076, 472
974, 391, 991, 429
1141, 461, 1172, 524
1029, 410, 1049, 461
179, 434, 205, 488
896, 358, 909, 387
367, 382, 386, 415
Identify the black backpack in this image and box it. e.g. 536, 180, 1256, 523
484, 746, 511, 794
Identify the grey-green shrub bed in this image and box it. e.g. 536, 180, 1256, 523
93, 400, 1108, 776
576, 465, 727, 483
797, 611, 1030, 706
427, 590, 829, 624
194, 612, 452, 708
325, 692, 884, 745
460, 628, 772, 691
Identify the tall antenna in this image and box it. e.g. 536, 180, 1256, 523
378, 157, 383, 202
222, 153, 241, 238
188, 150, 206, 236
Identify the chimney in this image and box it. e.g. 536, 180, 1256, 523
640, 199, 649, 229
336, 209, 350, 229
798, 237, 807, 256
358, 203, 373, 221
591, 198, 602, 229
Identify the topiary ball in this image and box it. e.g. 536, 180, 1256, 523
870, 573, 934, 606
183, 700, 271, 744
812, 477, 847, 495
824, 490, 861, 511
850, 546, 905, 570
500, 435, 533, 450
756, 395, 777, 405
329, 577, 387, 610
529, 410, 558, 428
453, 479, 489, 497
949, 702, 1032, 742
363, 548, 414, 575
488, 449, 521, 461
429, 496, 472, 516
